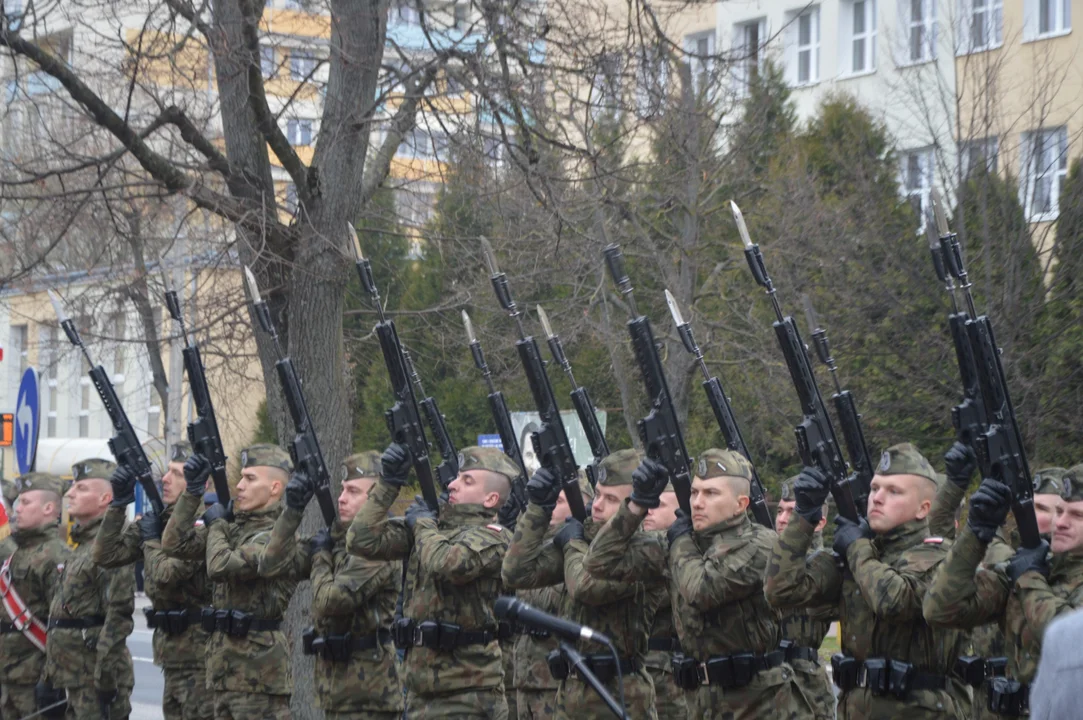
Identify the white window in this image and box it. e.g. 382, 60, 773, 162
393, 1, 419, 25
635, 45, 668, 118
284, 183, 298, 212
899, 0, 936, 64
1024, 0, 1071, 38
683, 30, 716, 93
399, 126, 448, 159
960, 136, 998, 177
733, 18, 766, 94
960, 0, 1003, 53
786, 7, 820, 85
260, 45, 275, 77
1022, 127, 1068, 221
902, 148, 934, 231
46, 326, 58, 438
841, 0, 877, 74
287, 118, 313, 146
590, 53, 622, 115
289, 49, 316, 80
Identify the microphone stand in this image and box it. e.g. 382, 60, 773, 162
558, 641, 630, 719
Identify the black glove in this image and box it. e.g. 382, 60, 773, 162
944, 442, 978, 489
526, 467, 561, 511
308, 528, 333, 556
667, 509, 693, 545
630, 457, 669, 510
380, 443, 412, 488
405, 498, 436, 531
284, 470, 314, 512
832, 515, 874, 557
967, 478, 1013, 543
794, 466, 831, 525
98, 689, 118, 716
34, 682, 66, 716
138, 510, 162, 542
109, 463, 138, 508
552, 517, 585, 552
1006, 540, 1050, 584
184, 454, 212, 497
202, 502, 232, 526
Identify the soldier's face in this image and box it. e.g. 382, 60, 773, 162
448, 470, 502, 508
643, 492, 679, 531
866, 474, 932, 533
65, 478, 112, 522
162, 461, 186, 505
776, 499, 796, 534
14, 490, 57, 530
690, 477, 746, 531
235, 467, 285, 512
592, 485, 632, 524
551, 490, 573, 526
1052, 500, 1083, 554
338, 477, 375, 524
1034, 493, 1064, 536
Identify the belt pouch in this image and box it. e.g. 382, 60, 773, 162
230, 610, 251, 637
864, 658, 889, 696
214, 609, 230, 634
671, 654, 698, 690
986, 657, 1008, 678
392, 618, 413, 649
143, 607, 158, 629
167, 610, 190, 634
201, 609, 216, 633
955, 656, 985, 687
417, 620, 440, 648
888, 659, 914, 700
706, 656, 735, 689
438, 622, 461, 651
590, 655, 616, 683
831, 653, 858, 692
327, 633, 351, 662
731, 653, 756, 688
546, 649, 569, 680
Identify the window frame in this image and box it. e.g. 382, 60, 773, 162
683, 29, 717, 94
787, 6, 820, 86
959, 136, 999, 178
733, 17, 767, 95
841, 0, 877, 76
960, 0, 1003, 53
1021, 126, 1069, 222
289, 49, 316, 81
899, 0, 937, 66
901, 147, 935, 232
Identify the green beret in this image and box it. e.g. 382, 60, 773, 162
457, 446, 520, 482
1032, 467, 1068, 496
595, 448, 641, 486
695, 448, 753, 482
875, 443, 939, 488
169, 441, 193, 464
239, 444, 293, 472
13, 472, 66, 497
577, 470, 595, 503
72, 458, 117, 482
342, 451, 382, 482
1061, 465, 1083, 502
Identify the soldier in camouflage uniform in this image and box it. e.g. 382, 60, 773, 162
46, 459, 135, 720
503, 449, 666, 720
766, 444, 970, 719
0, 474, 69, 720
257, 451, 403, 719
347, 444, 516, 719
585, 449, 803, 719
92, 442, 213, 720
161, 444, 301, 720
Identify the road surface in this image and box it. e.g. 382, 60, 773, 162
130, 595, 164, 720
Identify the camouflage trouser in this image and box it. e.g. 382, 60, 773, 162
325, 713, 401, 719
840, 687, 970, 720
515, 688, 557, 718
647, 666, 687, 720
555, 669, 657, 720
690, 666, 808, 720
791, 659, 836, 720
405, 688, 509, 719
65, 686, 133, 720
1, 683, 42, 720
212, 691, 290, 720
163, 665, 213, 720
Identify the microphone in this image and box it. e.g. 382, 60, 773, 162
494, 596, 611, 646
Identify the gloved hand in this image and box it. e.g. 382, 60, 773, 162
109, 463, 138, 508
284, 470, 314, 512
525, 467, 561, 511
308, 528, 333, 556
832, 515, 874, 557
138, 510, 162, 542
667, 509, 694, 545
630, 457, 669, 510
1006, 540, 1050, 584
405, 499, 436, 531
34, 681, 67, 715
944, 442, 978, 489
97, 688, 118, 716
380, 443, 412, 487
202, 502, 232, 526
794, 466, 831, 525
184, 454, 212, 497
967, 478, 1013, 543
552, 517, 585, 552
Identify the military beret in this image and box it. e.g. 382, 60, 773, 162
457, 446, 520, 482
1061, 465, 1083, 502
1032, 467, 1068, 496
694, 448, 754, 482
342, 451, 382, 482
875, 443, 939, 487
595, 448, 641, 486
13, 472, 66, 497
72, 458, 117, 482
169, 441, 193, 464
239, 444, 293, 472
577, 469, 595, 503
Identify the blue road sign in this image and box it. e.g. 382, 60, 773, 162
477, 434, 503, 451
15, 368, 40, 475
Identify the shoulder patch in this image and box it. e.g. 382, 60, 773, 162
924, 537, 944, 544
57, 563, 65, 573
194, 519, 205, 527
486, 524, 504, 534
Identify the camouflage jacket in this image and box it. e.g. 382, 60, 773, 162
160, 490, 209, 561
779, 532, 835, 651
513, 586, 564, 691
45, 515, 135, 692
92, 504, 211, 669
347, 479, 511, 697
0, 534, 15, 559
258, 506, 403, 713
0, 523, 68, 685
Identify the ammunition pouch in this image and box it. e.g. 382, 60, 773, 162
200, 607, 279, 638
34, 683, 67, 718
300, 627, 393, 662
548, 650, 638, 683
547, 649, 569, 680
47, 616, 105, 630
986, 677, 1029, 717
143, 608, 199, 635
779, 639, 819, 665
670, 650, 785, 690
954, 655, 1008, 687
834, 654, 946, 700
497, 620, 517, 642
390, 618, 494, 651
647, 636, 681, 653
831, 653, 859, 692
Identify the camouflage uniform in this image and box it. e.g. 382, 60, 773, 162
767, 445, 971, 719
92, 444, 213, 720
644, 581, 687, 720
258, 452, 403, 719
0, 474, 69, 720
503, 450, 665, 720
347, 446, 515, 719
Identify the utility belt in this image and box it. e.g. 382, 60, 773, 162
143, 608, 202, 635
301, 627, 392, 662
831, 654, 947, 700
647, 636, 681, 653
671, 649, 786, 690
495, 620, 551, 641
779, 639, 819, 664
392, 618, 495, 650
200, 608, 280, 638
547, 650, 639, 683
47, 615, 105, 630
955, 655, 1008, 687
986, 677, 1029, 717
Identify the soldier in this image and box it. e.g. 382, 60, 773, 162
257, 451, 403, 719
92, 442, 213, 720
584, 449, 802, 719
347, 444, 516, 719
503, 449, 666, 720
0, 473, 69, 720
774, 477, 836, 720
45, 459, 135, 720
766, 443, 971, 719
161, 444, 301, 720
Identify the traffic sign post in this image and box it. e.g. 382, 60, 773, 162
15, 368, 40, 475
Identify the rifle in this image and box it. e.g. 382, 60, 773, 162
481, 237, 587, 521
47, 291, 164, 515
731, 202, 861, 522
665, 289, 773, 528
536, 305, 610, 486
927, 192, 1041, 549
349, 226, 440, 512
164, 282, 230, 503
402, 350, 459, 491
602, 245, 693, 515
463, 310, 528, 520
242, 268, 337, 526
801, 295, 873, 519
